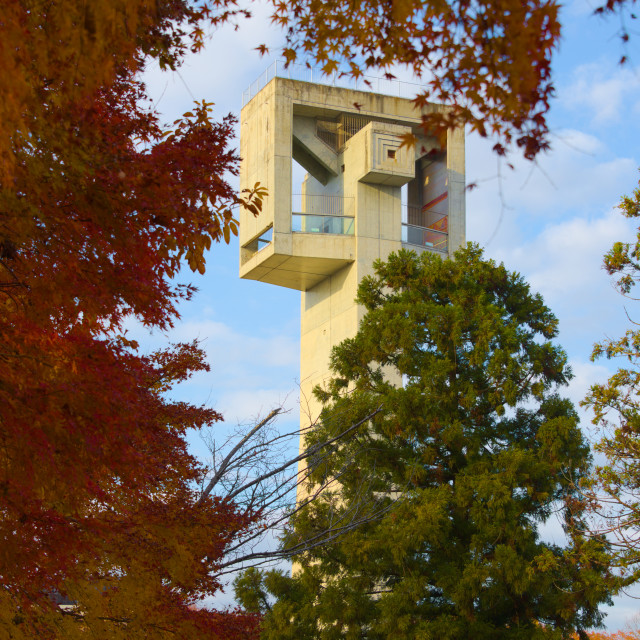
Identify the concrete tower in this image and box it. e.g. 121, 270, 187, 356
239, 74, 465, 466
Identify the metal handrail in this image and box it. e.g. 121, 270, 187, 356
402, 205, 448, 228
402, 222, 448, 252
243, 61, 425, 107
402, 222, 447, 235
292, 193, 355, 217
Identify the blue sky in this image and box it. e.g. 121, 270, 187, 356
137, 0, 640, 628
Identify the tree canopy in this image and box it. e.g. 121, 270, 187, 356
236, 246, 614, 639
0, 1, 264, 636
264, 0, 634, 160
3, 0, 632, 176
272, 0, 560, 159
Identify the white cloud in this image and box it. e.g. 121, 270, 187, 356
602, 591, 640, 632
510, 208, 630, 296
170, 319, 298, 370
566, 359, 613, 407
123, 315, 300, 425
464, 123, 639, 368
551, 128, 603, 155
215, 387, 299, 423
487, 207, 635, 363
564, 359, 617, 436
559, 61, 640, 126
466, 129, 638, 237
142, 0, 285, 121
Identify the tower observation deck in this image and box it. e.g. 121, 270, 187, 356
239, 67, 466, 473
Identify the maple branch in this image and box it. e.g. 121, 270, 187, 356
58, 607, 177, 633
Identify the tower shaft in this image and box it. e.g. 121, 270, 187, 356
239, 74, 465, 498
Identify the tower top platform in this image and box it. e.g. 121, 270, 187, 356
239, 74, 465, 291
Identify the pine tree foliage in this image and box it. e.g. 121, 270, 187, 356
236, 246, 614, 639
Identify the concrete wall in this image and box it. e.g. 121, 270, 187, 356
239, 78, 466, 287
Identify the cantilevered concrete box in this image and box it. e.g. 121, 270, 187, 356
238, 77, 465, 292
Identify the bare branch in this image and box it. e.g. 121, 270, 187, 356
197, 401, 399, 578
196, 407, 282, 505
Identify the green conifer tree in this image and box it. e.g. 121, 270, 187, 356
236, 245, 614, 639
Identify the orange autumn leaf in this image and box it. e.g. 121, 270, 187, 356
0, 2, 263, 637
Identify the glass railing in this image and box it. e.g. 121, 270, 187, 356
292, 214, 354, 235
245, 226, 273, 253
402, 223, 447, 252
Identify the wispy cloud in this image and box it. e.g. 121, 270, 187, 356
466, 129, 637, 238
123, 315, 300, 424
559, 61, 640, 125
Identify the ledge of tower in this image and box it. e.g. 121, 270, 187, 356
239, 232, 354, 291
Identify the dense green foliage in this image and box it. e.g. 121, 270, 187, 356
236, 245, 614, 639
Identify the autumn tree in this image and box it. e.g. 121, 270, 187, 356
263, 0, 635, 160
235, 246, 614, 639
585, 632, 640, 640
0, 1, 265, 636
582, 176, 640, 583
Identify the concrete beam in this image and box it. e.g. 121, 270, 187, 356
292, 115, 340, 185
